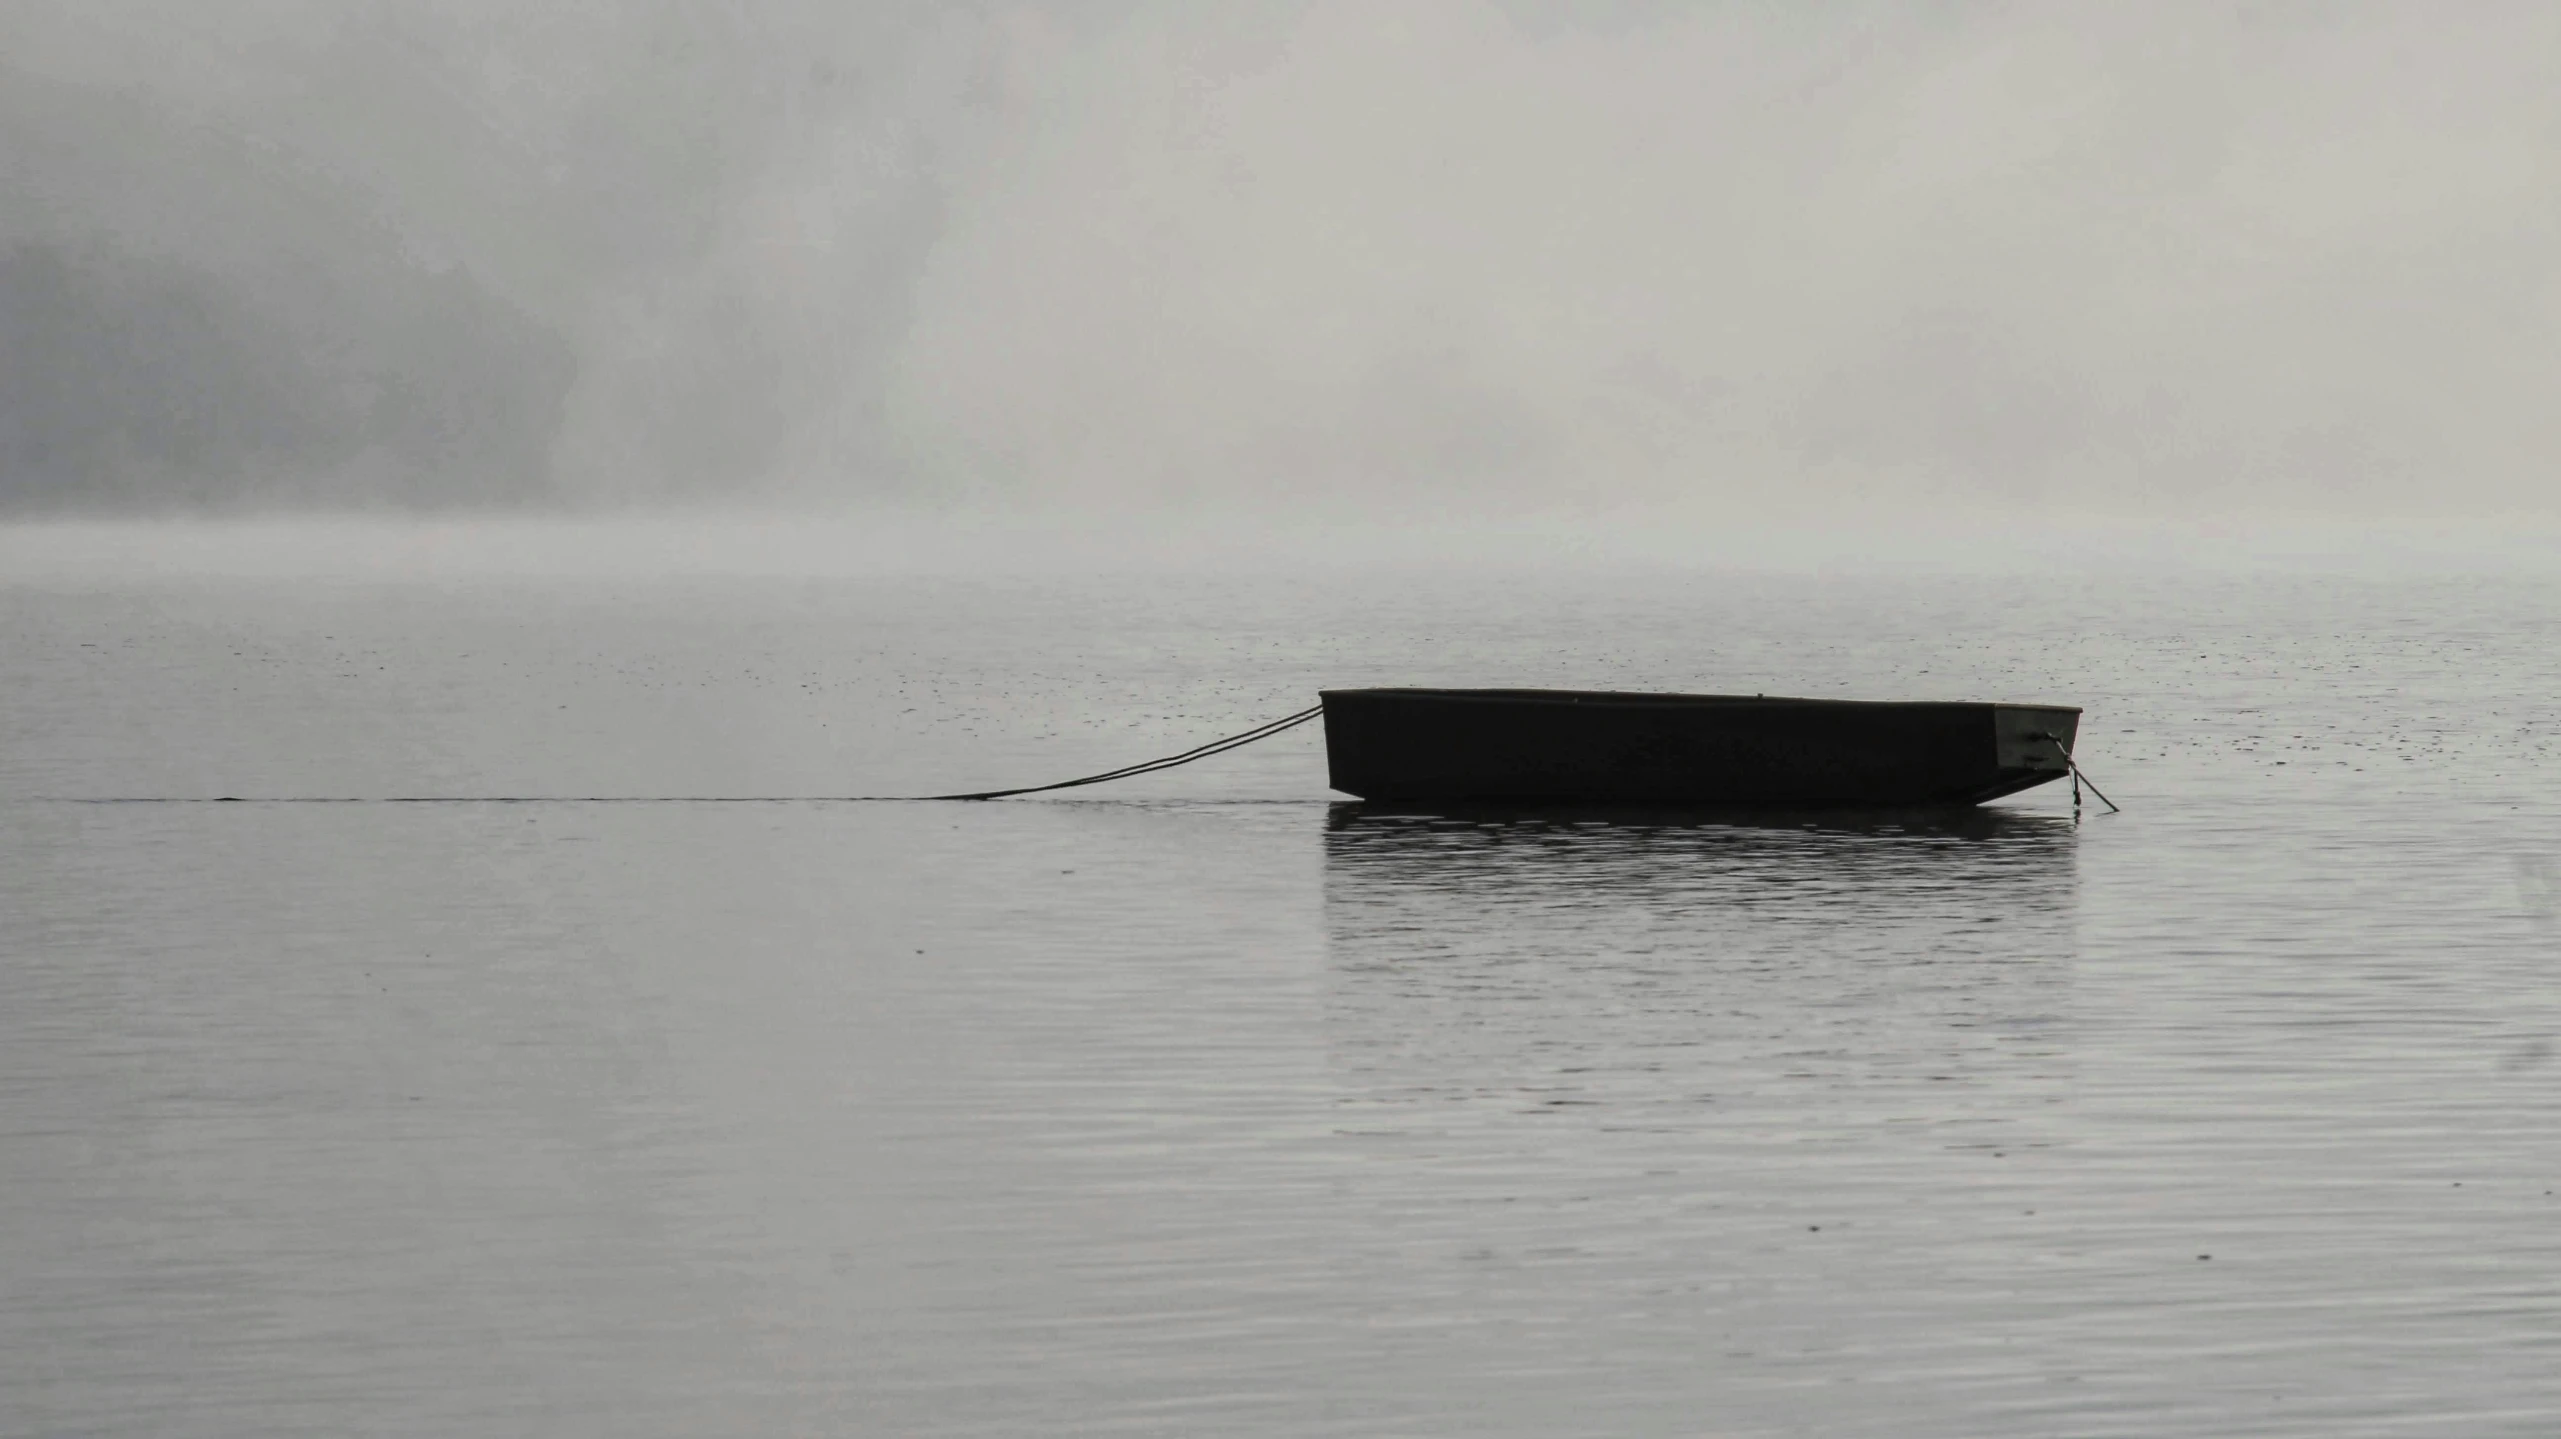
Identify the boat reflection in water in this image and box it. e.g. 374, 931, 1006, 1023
1320, 802, 2082, 1139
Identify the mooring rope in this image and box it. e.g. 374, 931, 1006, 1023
2037, 731, 2120, 814
41, 704, 1330, 805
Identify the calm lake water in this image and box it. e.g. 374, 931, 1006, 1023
5, 559, 2560, 1436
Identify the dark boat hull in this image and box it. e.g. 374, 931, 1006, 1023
1320, 688, 2080, 808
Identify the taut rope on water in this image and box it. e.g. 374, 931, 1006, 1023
46, 704, 1331, 804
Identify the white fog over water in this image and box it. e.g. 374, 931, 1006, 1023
5, 1, 2561, 520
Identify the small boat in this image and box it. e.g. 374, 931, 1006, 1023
1319, 688, 2081, 808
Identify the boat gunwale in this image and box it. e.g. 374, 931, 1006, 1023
1320, 687, 2082, 714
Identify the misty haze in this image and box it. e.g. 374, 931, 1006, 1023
9, 6, 2561, 1438
6, 2, 2560, 519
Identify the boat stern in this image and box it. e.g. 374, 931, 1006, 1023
1978, 704, 2082, 801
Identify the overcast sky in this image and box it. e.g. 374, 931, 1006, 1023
4, 1, 2557, 520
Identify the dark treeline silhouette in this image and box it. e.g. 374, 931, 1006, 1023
0, 238, 574, 512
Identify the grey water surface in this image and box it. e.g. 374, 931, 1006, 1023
6, 565, 2561, 1436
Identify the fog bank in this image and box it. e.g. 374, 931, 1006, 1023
5, 2, 2558, 520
